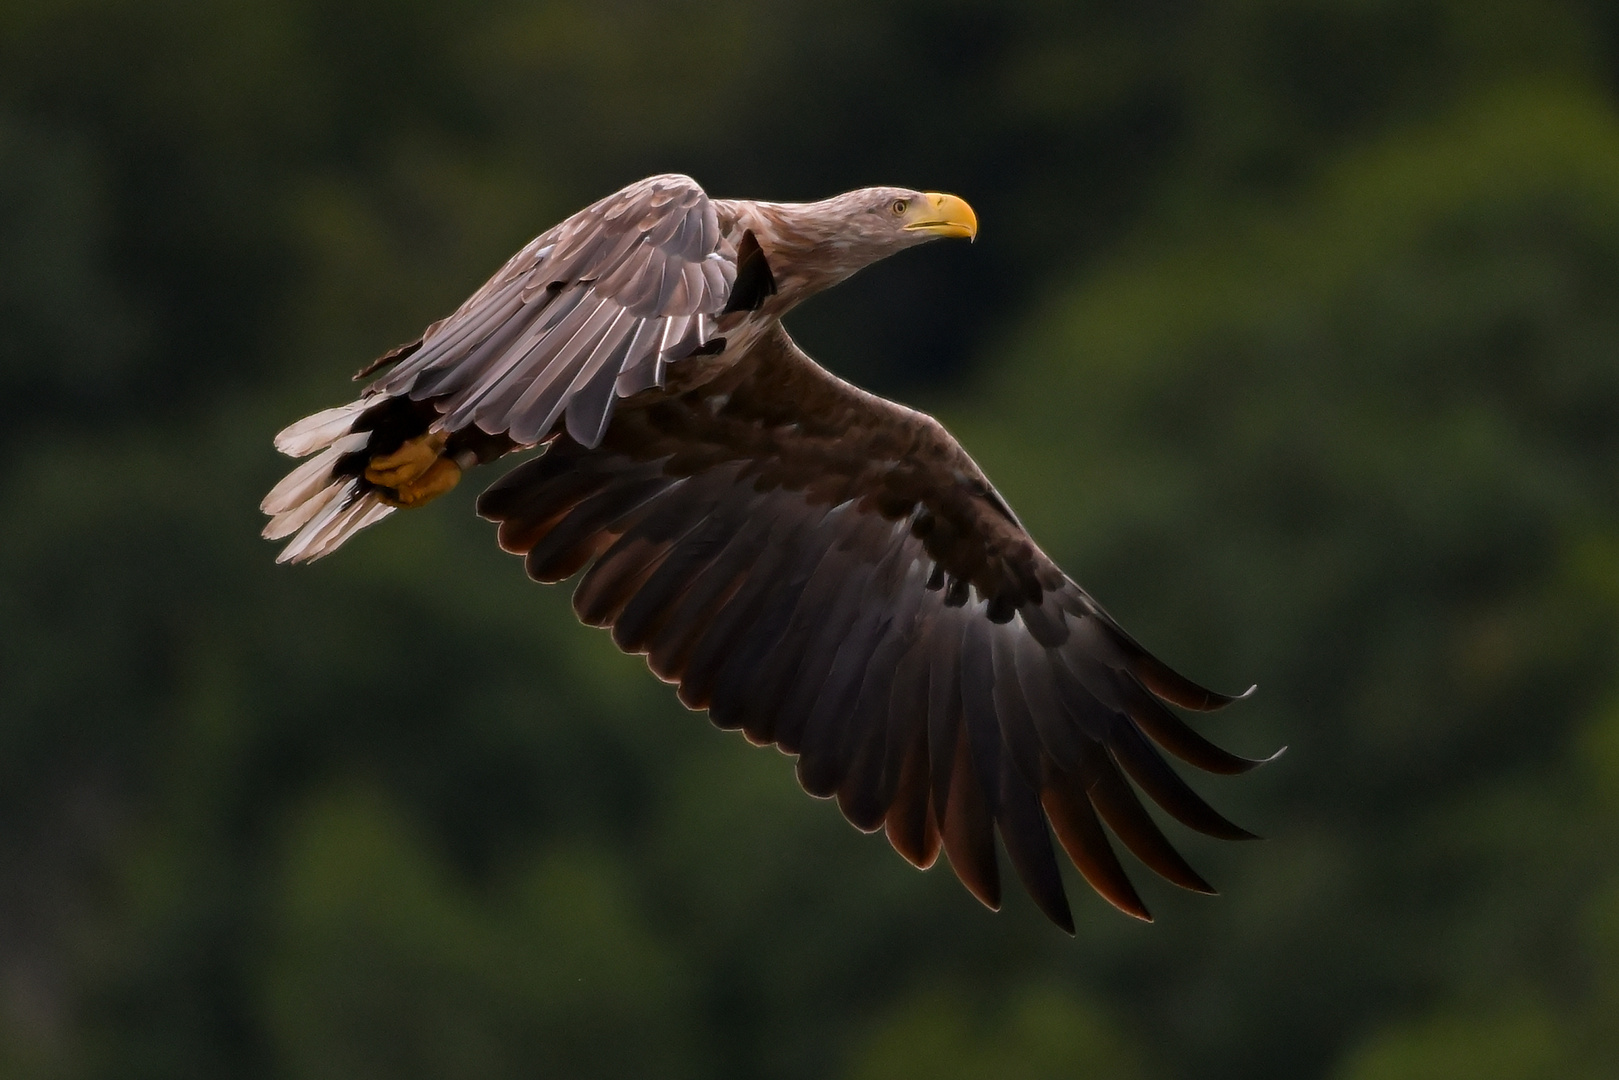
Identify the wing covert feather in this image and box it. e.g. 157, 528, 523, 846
370, 175, 739, 450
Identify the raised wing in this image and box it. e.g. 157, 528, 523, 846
371, 173, 737, 449
476, 323, 1270, 930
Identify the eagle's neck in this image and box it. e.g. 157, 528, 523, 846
722, 198, 894, 309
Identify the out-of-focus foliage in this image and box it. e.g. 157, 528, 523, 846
844, 983, 1148, 1080
3, 2, 1619, 1079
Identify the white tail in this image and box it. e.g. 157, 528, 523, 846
262, 399, 396, 563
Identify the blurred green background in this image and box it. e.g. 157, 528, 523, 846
4, 1, 1619, 1077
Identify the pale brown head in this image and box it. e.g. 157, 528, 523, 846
743, 187, 979, 298
833, 186, 978, 240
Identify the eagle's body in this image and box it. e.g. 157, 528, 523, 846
264, 175, 1267, 932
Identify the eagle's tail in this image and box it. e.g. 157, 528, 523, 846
261, 399, 398, 564
263, 390, 514, 563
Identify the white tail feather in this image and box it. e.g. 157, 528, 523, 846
298, 491, 393, 562
274, 482, 396, 564
265, 396, 398, 563
260, 432, 370, 514
306, 499, 394, 560
263, 479, 345, 540
274, 400, 370, 457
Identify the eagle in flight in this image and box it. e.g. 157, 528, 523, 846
263, 174, 1270, 932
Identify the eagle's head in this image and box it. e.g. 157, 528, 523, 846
816, 186, 978, 250
752, 187, 978, 297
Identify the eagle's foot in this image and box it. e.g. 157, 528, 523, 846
378, 456, 461, 509
365, 430, 448, 488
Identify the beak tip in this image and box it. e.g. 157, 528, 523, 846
914, 192, 978, 240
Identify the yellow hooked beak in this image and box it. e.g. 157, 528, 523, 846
904, 192, 978, 240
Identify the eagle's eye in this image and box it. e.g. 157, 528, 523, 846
891, 199, 908, 215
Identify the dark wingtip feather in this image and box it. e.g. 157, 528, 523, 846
1084, 760, 1219, 894
1124, 682, 1274, 777
1040, 783, 1151, 922
1010, 835, 1075, 932
1107, 730, 1259, 842
997, 763, 1074, 932
885, 732, 943, 868
941, 732, 1001, 911
1133, 653, 1254, 713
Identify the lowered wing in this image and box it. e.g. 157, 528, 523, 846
476, 323, 1271, 930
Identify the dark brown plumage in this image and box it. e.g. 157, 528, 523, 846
263, 174, 1271, 931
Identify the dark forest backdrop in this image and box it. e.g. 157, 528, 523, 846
5, 1, 1619, 1078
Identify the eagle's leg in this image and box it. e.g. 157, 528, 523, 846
365, 429, 467, 509
379, 456, 462, 508
365, 430, 448, 488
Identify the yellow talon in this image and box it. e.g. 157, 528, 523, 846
365, 430, 448, 488
378, 456, 461, 508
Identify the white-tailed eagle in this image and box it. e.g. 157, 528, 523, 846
263, 174, 1270, 932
